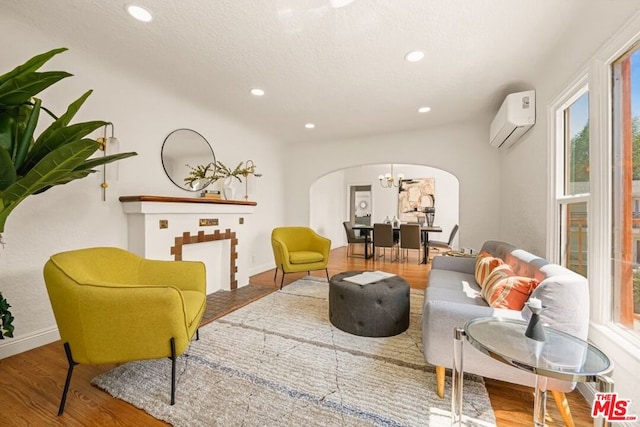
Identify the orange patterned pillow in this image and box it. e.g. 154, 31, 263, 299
481, 266, 539, 310
474, 251, 504, 288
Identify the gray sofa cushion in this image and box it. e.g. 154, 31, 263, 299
426, 269, 478, 290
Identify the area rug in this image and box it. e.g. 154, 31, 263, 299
92, 276, 496, 426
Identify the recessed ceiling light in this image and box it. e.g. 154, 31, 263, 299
418, 106, 431, 113
405, 50, 425, 62
250, 88, 265, 96
126, 5, 153, 22
305, 123, 315, 129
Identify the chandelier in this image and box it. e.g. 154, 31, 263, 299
378, 164, 404, 188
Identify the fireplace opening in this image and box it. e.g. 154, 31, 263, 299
171, 229, 238, 293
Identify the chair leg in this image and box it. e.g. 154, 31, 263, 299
58, 342, 78, 416
325, 268, 329, 281
196, 329, 200, 341
273, 267, 278, 282
170, 337, 176, 405
551, 390, 575, 427
435, 365, 445, 399
280, 264, 286, 289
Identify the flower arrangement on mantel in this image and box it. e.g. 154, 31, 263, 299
184, 160, 261, 188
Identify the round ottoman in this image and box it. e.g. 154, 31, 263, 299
329, 271, 410, 337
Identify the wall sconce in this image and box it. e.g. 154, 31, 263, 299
242, 159, 263, 200
378, 164, 404, 188
96, 122, 119, 201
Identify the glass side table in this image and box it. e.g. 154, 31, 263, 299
452, 317, 614, 427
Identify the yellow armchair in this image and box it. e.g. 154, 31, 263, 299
43, 247, 206, 415
271, 227, 331, 288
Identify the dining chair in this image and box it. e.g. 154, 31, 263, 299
342, 221, 369, 257
373, 223, 398, 262
399, 223, 422, 264
428, 224, 458, 255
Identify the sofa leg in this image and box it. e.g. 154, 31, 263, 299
551, 390, 575, 427
436, 365, 445, 399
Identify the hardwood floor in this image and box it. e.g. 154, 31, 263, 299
0, 246, 593, 426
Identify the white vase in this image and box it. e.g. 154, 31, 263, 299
221, 176, 236, 200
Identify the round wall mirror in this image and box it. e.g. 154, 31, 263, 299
161, 129, 216, 192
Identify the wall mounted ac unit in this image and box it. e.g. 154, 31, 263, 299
489, 90, 535, 149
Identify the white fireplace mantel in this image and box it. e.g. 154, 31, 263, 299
120, 195, 256, 294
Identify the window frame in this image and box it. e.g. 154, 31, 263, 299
548, 78, 590, 267
548, 17, 640, 355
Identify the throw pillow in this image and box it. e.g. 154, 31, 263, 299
481, 266, 539, 310
474, 251, 504, 288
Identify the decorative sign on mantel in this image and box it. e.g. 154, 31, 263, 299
119, 195, 256, 294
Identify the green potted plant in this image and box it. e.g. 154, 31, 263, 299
184, 160, 261, 199
0, 48, 137, 338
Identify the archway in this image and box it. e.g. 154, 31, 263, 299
309, 163, 460, 249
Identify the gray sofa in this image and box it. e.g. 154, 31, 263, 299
422, 241, 589, 422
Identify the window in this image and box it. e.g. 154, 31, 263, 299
555, 89, 590, 277
612, 43, 640, 333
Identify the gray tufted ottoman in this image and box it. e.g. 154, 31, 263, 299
329, 271, 410, 337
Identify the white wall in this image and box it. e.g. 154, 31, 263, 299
309, 169, 346, 245
498, 4, 640, 255
285, 119, 499, 253
0, 14, 285, 357
311, 164, 460, 249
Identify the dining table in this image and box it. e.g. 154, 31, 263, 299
352, 224, 443, 264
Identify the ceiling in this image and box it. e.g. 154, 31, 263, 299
2, 0, 639, 144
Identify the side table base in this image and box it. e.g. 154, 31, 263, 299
533, 375, 548, 427
452, 327, 465, 426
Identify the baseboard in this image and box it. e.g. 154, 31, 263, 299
0, 326, 60, 360
250, 261, 275, 277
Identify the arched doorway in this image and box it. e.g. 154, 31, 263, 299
309, 163, 460, 249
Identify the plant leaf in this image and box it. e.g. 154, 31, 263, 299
0, 71, 72, 107
58, 90, 93, 127
20, 120, 106, 174
36, 91, 93, 144
0, 110, 16, 153
77, 151, 137, 171
0, 48, 67, 86
38, 151, 137, 194
14, 98, 41, 170
0, 146, 17, 191
2, 138, 99, 205
27, 91, 94, 159
33, 169, 96, 195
